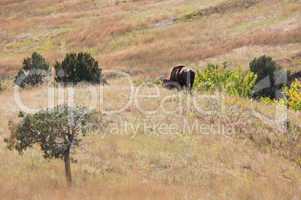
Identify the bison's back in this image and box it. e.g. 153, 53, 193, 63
170, 65, 185, 81
178, 68, 195, 89
170, 66, 195, 89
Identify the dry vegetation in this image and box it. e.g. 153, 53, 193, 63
0, 0, 301, 75
1, 78, 301, 200
0, 0, 301, 199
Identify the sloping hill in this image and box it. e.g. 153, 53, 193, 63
0, 81, 301, 200
0, 0, 300, 76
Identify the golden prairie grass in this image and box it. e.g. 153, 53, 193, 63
0, 78, 301, 199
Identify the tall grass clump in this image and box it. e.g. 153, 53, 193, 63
14, 52, 50, 88
195, 64, 257, 97
55, 52, 102, 84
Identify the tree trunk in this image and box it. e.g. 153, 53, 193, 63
64, 149, 72, 187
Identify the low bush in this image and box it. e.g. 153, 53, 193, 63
55, 52, 102, 84
194, 64, 257, 97
249, 55, 287, 99
15, 52, 50, 88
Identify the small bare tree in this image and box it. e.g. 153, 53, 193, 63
4, 105, 93, 186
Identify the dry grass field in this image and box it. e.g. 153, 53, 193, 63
1, 0, 301, 199
0, 78, 301, 200
1, 136, 301, 200
0, 0, 301, 75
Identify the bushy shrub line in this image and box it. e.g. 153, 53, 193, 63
195, 55, 301, 112
11, 52, 301, 111
14, 52, 102, 88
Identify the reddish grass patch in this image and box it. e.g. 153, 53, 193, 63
103, 26, 301, 70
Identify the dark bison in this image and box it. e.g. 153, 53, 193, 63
162, 65, 195, 90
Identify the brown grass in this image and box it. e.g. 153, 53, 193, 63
0, 79, 301, 199
101, 26, 301, 71
1, 0, 301, 76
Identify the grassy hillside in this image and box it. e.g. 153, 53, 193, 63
1, 78, 301, 199
0, 0, 301, 76
1, 0, 301, 199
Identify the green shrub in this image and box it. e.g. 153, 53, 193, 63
249, 55, 286, 99
249, 55, 277, 81
194, 64, 257, 97
259, 80, 301, 111
4, 105, 94, 186
55, 52, 102, 84
194, 64, 228, 91
224, 69, 257, 97
284, 80, 301, 111
15, 52, 50, 88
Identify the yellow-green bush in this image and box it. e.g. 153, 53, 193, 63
195, 64, 257, 97
194, 64, 227, 91
285, 80, 301, 111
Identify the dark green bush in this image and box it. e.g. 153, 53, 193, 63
15, 52, 50, 88
249, 55, 286, 99
250, 55, 277, 82
55, 52, 102, 84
